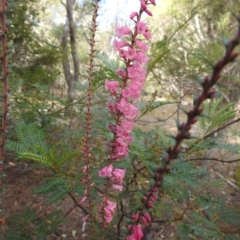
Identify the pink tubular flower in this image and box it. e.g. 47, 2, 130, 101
135, 40, 149, 52
122, 88, 135, 99
111, 168, 126, 185
124, 103, 138, 120
121, 119, 134, 133
132, 213, 140, 221
149, 0, 156, 5
134, 51, 150, 65
116, 69, 125, 78
103, 199, 116, 223
79, 196, 87, 204
105, 80, 120, 95
98, 164, 113, 178
136, 21, 148, 35
136, 21, 152, 40
133, 224, 144, 240
130, 12, 138, 19
112, 184, 123, 191
116, 26, 132, 37
144, 8, 153, 17
107, 102, 118, 112
126, 47, 137, 60
141, 216, 148, 226
114, 145, 128, 158
119, 49, 127, 59
127, 234, 135, 240
143, 31, 152, 40
83, 215, 89, 222
143, 212, 151, 222
116, 137, 128, 147
113, 39, 129, 51
140, 0, 147, 10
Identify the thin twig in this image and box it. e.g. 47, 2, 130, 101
189, 157, 240, 163
68, 192, 89, 215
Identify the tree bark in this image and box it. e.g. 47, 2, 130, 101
61, 0, 80, 102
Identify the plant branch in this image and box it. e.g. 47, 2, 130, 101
68, 192, 89, 215
131, 20, 240, 227
189, 157, 240, 163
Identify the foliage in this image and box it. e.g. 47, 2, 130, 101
4, 208, 65, 240
198, 97, 236, 134
3, 0, 240, 239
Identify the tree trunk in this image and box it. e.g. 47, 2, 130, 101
61, 0, 80, 105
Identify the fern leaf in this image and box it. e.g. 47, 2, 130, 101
34, 179, 68, 194
47, 189, 68, 204
18, 152, 52, 167
96, 52, 119, 72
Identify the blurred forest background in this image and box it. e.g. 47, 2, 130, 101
2, 0, 240, 239
7, 0, 240, 124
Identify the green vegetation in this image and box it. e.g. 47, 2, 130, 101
1, 0, 240, 239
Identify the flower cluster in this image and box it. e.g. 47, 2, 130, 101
98, 0, 156, 233
99, 197, 117, 223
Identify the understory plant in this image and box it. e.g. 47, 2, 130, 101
3, 0, 240, 240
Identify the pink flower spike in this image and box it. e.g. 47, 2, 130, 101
98, 164, 113, 178
116, 26, 132, 38
130, 12, 138, 19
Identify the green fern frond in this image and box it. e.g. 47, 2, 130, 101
147, 49, 170, 74
5, 140, 26, 153
220, 208, 240, 225
34, 178, 68, 194
7, 122, 49, 154
96, 51, 119, 72
47, 189, 68, 204
147, 39, 170, 74
56, 151, 78, 166
198, 97, 236, 134
5, 208, 64, 240
139, 100, 178, 119
18, 152, 52, 167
